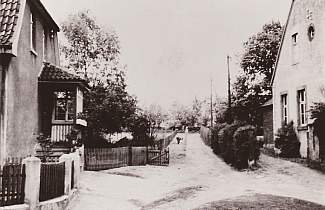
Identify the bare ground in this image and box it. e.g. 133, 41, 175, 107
68, 133, 325, 210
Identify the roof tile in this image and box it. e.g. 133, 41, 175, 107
39, 63, 87, 85
0, 0, 20, 46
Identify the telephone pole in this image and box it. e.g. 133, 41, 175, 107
210, 78, 213, 127
227, 55, 231, 109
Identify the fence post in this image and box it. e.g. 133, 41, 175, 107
128, 146, 132, 166
146, 146, 149, 164
78, 146, 85, 171
71, 152, 81, 189
59, 154, 72, 195
22, 157, 41, 210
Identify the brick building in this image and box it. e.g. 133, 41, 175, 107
272, 0, 325, 160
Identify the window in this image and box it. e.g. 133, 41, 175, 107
292, 33, 298, 45
308, 25, 315, 41
53, 91, 75, 122
76, 88, 83, 115
298, 89, 307, 126
281, 94, 288, 125
42, 30, 46, 60
30, 13, 36, 51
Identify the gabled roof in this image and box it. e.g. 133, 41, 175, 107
0, 0, 21, 48
270, 0, 295, 85
0, 0, 59, 55
39, 63, 87, 86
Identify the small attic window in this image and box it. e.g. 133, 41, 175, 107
292, 33, 298, 45
30, 13, 36, 52
308, 25, 315, 41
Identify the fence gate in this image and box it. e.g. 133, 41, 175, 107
39, 162, 65, 202
0, 159, 26, 207
147, 149, 169, 166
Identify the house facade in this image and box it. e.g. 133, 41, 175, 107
272, 0, 325, 160
0, 0, 86, 163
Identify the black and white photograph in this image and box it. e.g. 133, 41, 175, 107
0, 0, 325, 209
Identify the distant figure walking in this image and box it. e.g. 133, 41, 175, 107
176, 137, 182, 144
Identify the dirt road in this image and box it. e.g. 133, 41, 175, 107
68, 133, 325, 210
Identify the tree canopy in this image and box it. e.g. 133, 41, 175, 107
231, 21, 283, 125
61, 11, 144, 143
61, 10, 122, 86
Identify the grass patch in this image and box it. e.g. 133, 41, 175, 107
193, 194, 325, 210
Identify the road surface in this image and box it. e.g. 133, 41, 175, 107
68, 132, 325, 210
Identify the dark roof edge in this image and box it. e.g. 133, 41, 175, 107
270, 0, 295, 86
30, 0, 59, 31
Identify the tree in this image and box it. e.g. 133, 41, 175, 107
61, 11, 139, 144
144, 104, 167, 138
232, 21, 283, 125
61, 10, 122, 86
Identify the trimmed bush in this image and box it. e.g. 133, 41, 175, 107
217, 122, 242, 164
275, 121, 300, 158
211, 123, 227, 155
233, 125, 259, 169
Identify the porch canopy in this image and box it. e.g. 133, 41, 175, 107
38, 62, 88, 143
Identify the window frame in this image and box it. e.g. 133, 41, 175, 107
292, 33, 298, 46
281, 93, 288, 125
308, 25, 315, 41
52, 90, 76, 124
297, 88, 307, 127
30, 13, 37, 53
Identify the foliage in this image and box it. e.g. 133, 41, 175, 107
145, 104, 167, 138
82, 82, 137, 138
128, 112, 154, 145
275, 121, 300, 158
217, 122, 243, 164
233, 125, 259, 169
169, 98, 204, 127
310, 102, 325, 138
232, 21, 283, 126
36, 134, 53, 162
210, 123, 228, 155
61, 10, 121, 85
61, 11, 150, 146
66, 127, 83, 150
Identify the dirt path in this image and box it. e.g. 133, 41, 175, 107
68, 133, 325, 210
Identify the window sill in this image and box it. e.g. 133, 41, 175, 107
30, 49, 38, 56
52, 120, 74, 125
297, 125, 308, 131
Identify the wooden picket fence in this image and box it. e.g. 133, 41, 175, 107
148, 149, 169, 166
39, 162, 65, 202
0, 158, 25, 207
131, 147, 147, 166
85, 146, 171, 170
85, 147, 129, 171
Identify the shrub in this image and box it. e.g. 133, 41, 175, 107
275, 121, 300, 158
217, 122, 242, 164
233, 125, 259, 169
211, 123, 227, 155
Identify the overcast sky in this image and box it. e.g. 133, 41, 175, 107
42, 0, 291, 109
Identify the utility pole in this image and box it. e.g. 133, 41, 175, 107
210, 78, 213, 127
227, 55, 231, 109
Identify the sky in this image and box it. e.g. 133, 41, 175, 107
42, 0, 292, 109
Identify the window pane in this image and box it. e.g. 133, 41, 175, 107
54, 91, 74, 121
